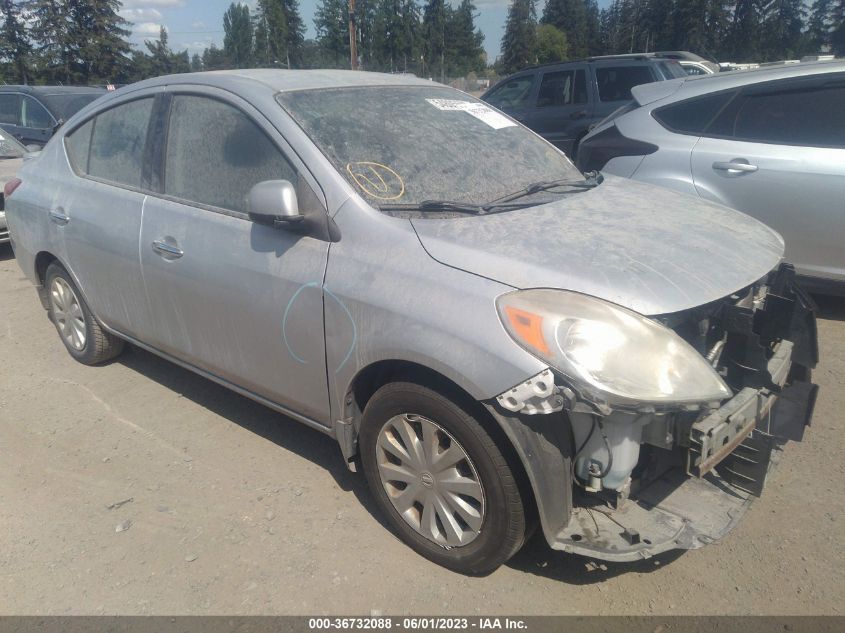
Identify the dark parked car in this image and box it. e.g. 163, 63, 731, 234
481, 56, 686, 158
0, 86, 106, 148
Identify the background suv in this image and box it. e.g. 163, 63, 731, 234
0, 86, 106, 148
577, 61, 845, 294
481, 56, 686, 158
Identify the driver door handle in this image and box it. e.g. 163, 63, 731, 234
152, 239, 183, 259
712, 160, 758, 173
49, 208, 70, 225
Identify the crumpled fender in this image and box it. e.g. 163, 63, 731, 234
483, 403, 573, 546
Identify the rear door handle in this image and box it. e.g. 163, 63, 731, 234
49, 208, 70, 225
712, 160, 758, 174
570, 110, 589, 119
152, 239, 183, 259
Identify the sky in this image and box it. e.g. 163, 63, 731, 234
119, 0, 558, 65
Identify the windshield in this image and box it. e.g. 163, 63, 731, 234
278, 85, 583, 208
40, 92, 104, 121
0, 131, 25, 158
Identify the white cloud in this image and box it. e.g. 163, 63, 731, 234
122, 0, 185, 7
180, 38, 214, 53
133, 22, 165, 36
120, 8, 164, 22
191, 20, 206, 29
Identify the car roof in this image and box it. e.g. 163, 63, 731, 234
0, 85, 106, 96
631, 59, 845, 105
511, 56, 672, 76
125, 69, 438, 94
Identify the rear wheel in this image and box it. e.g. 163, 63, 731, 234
46, 262, 124, 365
359, 381, 526, 574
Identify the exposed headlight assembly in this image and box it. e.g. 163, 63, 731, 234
497, 289, 732, 407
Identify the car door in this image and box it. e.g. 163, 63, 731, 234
520, 66, 590, 156
690, 74, 845, 283
58, 93, 158, 338
19, 95, 56, 147
482, 73, 538, 125
139, 90, 331, 425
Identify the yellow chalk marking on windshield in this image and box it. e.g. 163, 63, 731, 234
346, 162, 405, 200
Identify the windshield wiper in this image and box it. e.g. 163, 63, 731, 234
379, 200, 486, 215
486, 174, 602, 207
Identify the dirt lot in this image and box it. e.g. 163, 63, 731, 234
1, 242, 843, 615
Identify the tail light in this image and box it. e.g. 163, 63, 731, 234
576, 124, 658, 173
4, 177, 22, 198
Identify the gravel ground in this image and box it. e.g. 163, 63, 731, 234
1, 243, 843, 615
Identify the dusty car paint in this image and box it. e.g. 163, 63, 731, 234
5, 70, 818, 567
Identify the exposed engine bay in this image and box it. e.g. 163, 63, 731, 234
496, 264, 819, 561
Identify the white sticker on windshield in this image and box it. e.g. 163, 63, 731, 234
426, 98, 516, 130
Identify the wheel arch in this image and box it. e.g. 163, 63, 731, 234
341, 358, 541, 528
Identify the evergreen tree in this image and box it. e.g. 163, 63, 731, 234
542, 0, 587, 58
25, 0, 72, 82
832, 0, 845, 54
422, 0, 448, 80
807, 0, 834, 52
223, 2, 253, 67
728, 0, 763, 61
371, 0, 420, 72
584, 0, 602, 55
0, 0, 32, 83
282, 0, 307, 66
190, 52, 203, 72
141, 26, 190, 77
202, 43, 229, 70
314, 0, 349, 67
447, 0, 485, 75
70, 0, 131, 83
759, 0, 806, 60
501, 0, 537, 74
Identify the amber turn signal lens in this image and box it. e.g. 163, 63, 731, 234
504, 306, 550, 356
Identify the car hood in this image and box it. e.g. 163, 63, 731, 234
411, 175, 785, 315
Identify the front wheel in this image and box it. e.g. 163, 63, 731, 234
359, 381, 527, 574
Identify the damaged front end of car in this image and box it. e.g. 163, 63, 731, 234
491, 264, 818, 561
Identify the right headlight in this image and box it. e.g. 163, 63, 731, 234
497, 289, 732, 407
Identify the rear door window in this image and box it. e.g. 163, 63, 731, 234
87, 98, 154, 188
536, 69, 588, 108
596, 66, 656, 102
163, 95, 298, 214
653, 91, 736, 135
705, 78, 845, 148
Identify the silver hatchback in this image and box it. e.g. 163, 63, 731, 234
6, 70, 819, 574
578, 61, 845, 295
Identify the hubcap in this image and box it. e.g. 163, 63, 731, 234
376, 414, 485, 547
51, 277, 86, 351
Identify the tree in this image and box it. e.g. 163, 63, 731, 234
190, 52, 203, 72
807, 0, 835, 52
727, 0, 763, 61
314, 0, 349, 67
202, 43, 229, 70
25, 0, 72, 82
422, 0, 449, 80
833, 0, 845, 54
447, 0, 486, 75
0, 0, 32, 83
370, 0, 420, 72
759, 0, 806, 60
542, 0, 587, 58
501, 0, 537, 74
70, 0, 132, 83
223, 2, 253, 67
535, 23, 567, 64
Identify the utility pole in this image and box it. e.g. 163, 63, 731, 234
348, 0, 358, 70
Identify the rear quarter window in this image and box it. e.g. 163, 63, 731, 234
65, 119, 93, 173
653, 91, 736, 135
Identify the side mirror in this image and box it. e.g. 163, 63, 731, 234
247, 180, 304, 228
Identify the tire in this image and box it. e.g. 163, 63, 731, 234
359, 381, 527, 574
45, 262, 124, 365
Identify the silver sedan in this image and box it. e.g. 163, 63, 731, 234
5, 70, 818, 573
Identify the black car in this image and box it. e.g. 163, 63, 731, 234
481, 56, 686, 158
0, 86, 106, 148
